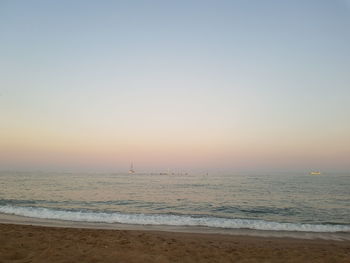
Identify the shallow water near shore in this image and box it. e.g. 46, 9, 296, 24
0, 171, 349, 234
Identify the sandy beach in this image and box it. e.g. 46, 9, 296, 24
0, 223, 349, 263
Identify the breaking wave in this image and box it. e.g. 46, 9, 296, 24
1, 205, 349, 233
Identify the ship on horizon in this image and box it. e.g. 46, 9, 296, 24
128, 162, 135, 174
309, 171, 321, 175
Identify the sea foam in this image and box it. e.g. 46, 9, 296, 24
1, 205, 349, 233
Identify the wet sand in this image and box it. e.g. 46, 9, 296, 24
0, 223, 349, 263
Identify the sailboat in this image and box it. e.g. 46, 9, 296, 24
128, 162, 135, 174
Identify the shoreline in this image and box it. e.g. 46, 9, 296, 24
1, 213, 350, 241
1, 222, 350, 262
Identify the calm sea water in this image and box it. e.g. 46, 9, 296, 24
0, 172, 349, 232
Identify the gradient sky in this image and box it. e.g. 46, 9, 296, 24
1, 0, 349, 173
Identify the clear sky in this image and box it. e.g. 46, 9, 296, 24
1, 0, 349, 173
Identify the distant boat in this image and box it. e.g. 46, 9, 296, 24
309, 171, 321, 175
128, 162, 135, 174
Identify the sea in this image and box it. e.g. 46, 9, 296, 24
0, 171, 349, 235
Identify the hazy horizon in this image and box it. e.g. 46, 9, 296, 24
1, 0, 349, 173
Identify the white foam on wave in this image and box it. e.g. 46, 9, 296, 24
0, 205, 349, 233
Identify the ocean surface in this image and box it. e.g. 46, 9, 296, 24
0, 171, 349, 233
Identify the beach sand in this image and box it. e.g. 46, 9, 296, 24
0, 223, 349, 263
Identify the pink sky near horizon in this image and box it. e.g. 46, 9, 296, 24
1, 122, 349, 173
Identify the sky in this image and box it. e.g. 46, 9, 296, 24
0, 0, 349, 173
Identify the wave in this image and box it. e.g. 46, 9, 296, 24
0, 205, 349, 233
